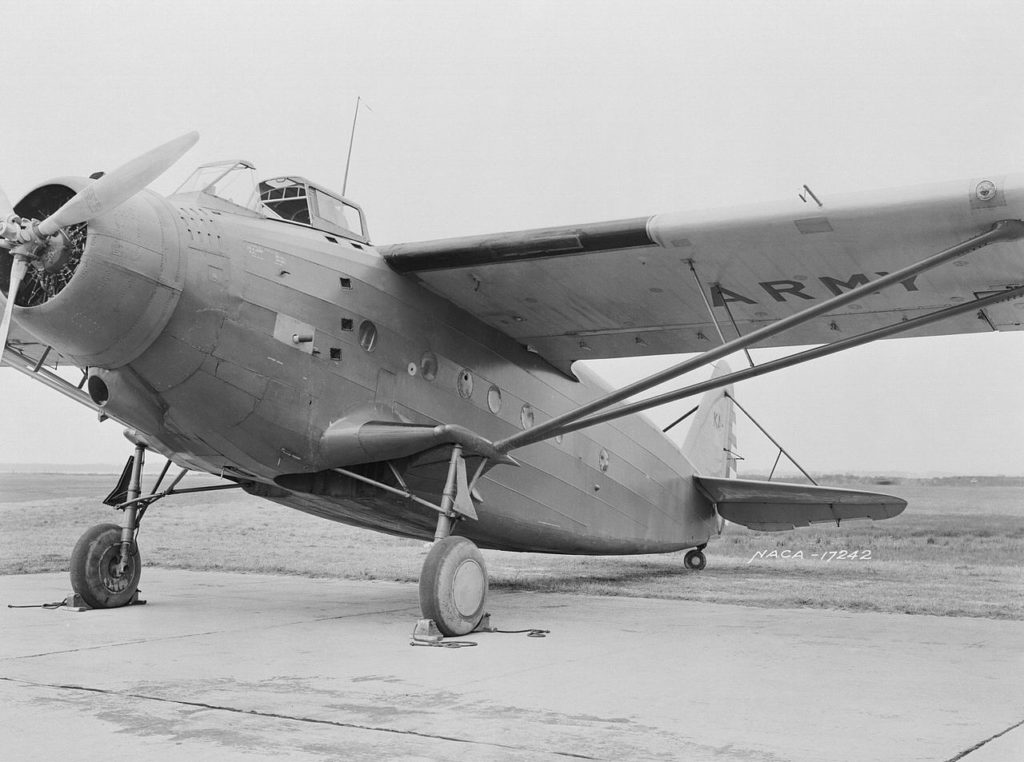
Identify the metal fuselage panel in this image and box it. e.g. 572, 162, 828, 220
121, 198, 716, 554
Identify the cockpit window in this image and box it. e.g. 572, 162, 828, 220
259, 178, 311, 223
260, 177, 368, 241
174, 161, 259, 211
312, 189, 364, 238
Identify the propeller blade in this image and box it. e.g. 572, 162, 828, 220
37, 131, 199, 237
0, 255, 28, 354
0, 185, 12, 218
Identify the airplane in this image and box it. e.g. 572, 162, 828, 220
2, 132, 1022, 637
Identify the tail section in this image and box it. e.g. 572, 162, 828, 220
681, 362, 737, 477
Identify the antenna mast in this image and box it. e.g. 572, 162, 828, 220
342, 96, 369, 196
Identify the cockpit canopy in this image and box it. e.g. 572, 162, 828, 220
259, 177, 368, 242
172, 160, 370, 243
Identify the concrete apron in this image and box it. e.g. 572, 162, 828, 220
1, 570, 1021, 761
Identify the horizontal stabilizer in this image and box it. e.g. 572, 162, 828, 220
694, 476, 906, 532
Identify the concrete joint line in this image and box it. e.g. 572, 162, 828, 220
945, 717, 1024, 761
0, 676, 598, 760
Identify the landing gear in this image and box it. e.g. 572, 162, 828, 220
68, 441, 244, 610
70, 442, 148, 608
69, 523, 141, 608
684, 547, 707, 571
417, 444, 489, 637
419, 536, 488, 636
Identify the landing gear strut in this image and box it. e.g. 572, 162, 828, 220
418, 445, 488, 636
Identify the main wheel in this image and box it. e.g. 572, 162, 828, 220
419, 536, 488, 637
70, 523, 142, 609
683, 548, 707, 571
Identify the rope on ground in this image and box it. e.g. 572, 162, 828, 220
485, 628, 550, 638
7, 601, 67, 609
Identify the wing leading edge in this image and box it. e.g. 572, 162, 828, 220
694, 476, 907, 532
382, 175, 1024, 373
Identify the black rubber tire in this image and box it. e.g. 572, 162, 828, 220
684, 548, 707, 571
418, 536, 488, 637
70, 523, 141, 609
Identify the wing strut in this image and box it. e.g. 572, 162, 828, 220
494, 220, 1024, 453
715, 284, 756, 369
521, 281, 1024, 439
688, 259, 757, 369
687, 260, 727, 345
725, 391, 817, 485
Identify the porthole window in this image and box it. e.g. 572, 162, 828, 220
487, 385, 502, 414
358, 320, 377, 352
520, 403, 535, 429
457, 368, 474, 399
420, 351, 438, 381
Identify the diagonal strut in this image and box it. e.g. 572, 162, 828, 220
494, 220, 1024, 453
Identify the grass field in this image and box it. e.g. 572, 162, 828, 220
1, 473, 1020, 620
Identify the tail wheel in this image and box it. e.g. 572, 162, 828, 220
419, 536, 488, 637
684, 548, 707, 571
70, 523, 141, 609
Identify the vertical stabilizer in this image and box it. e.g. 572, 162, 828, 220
681, 362, 737, 477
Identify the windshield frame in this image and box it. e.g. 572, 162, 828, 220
172, 160, 261, 212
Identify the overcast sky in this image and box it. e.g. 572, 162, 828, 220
2, 0, 1023, 475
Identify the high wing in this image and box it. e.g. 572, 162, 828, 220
382, 175, 1024, 373
694, 476, 906, 532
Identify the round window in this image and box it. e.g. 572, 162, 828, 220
457, 368, 474, 399
520, 404, 535, 429
358, 320, 377, 352
487, 385, 502, 414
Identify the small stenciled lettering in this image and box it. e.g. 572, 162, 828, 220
747, 548, 873, 563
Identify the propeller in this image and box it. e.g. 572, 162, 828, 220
0, 131, 199, 359
0, 255, 27, 358
37, 131, 199, 237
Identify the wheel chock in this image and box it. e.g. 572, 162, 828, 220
60, 590, 146, 612
411, 618, 443, 643
61, 593, 91, 612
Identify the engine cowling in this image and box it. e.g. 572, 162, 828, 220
6, 177, 184, 368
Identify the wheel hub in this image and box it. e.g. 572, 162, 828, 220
99, 545, 134, 593
452, 559, 486, 616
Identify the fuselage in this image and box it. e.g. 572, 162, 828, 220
11, 182, 719, 555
